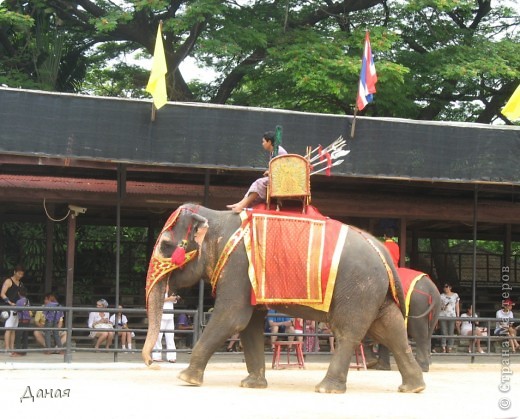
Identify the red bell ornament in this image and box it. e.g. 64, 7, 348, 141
171, 242, 187, 266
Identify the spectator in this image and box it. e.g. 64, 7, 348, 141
494, 299, 518, 353
319, 322, 335, 353
459, 304, 486, 353
303, 319, 320, 353
43, 293, 64, 354
88, 298, 114, 350
177, 311, 194, 348
14, 285, 31, 356
34, 298, 67, 349
383, 228, 400, 267
439, 282, 460, 353
110, 305, 133, 352
267, 309, 294, 350
226, 333, 241, 352
293, 318, 304, 343
226, 130, 287, 213
1, 264, 25, 355
153, 288, 178, 362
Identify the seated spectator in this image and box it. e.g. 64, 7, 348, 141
43, 293, 64, 355
34, 305, 67, 350
494, 299, 518, 352
177, 312, 193, 348
226, 333, 241, 352
294, 318, 304, 343
88, 298, 114, 350
110, 305, 133, 351
14, 286, 31, 356
459, 304, 486, 353
318, 322, 335, 353
267, 309, 295, 349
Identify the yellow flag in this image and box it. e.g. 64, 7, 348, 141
146, 24, 168, 110
502, 84, 520, 121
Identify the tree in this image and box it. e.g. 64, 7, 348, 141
1, 1, 518, 122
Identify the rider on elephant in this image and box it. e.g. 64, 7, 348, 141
227, 130, 287, 213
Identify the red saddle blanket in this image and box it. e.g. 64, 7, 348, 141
242, 205, 349, 312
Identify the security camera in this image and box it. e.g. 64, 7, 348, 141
68, 205, 87, 215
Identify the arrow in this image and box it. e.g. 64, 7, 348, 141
330, 149, 350, 159
310, 159, 345, 175
312, 158, 344, 169
309, 136, 345, 162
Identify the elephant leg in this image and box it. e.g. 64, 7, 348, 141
142, 280, 166, 366
315, 332, 360, 394
375, 345, 391, 370
368, 303, 425, 393
409, 318, 431, 372
179, 302, 254, 386
239, 309, 268, 389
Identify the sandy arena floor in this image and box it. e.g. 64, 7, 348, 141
1, 354, 519, 419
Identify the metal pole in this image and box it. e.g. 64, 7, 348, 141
65, 213, 76, 309
471, 185, 478, 363
197, 170, 211, 340
114, 164, 126, 361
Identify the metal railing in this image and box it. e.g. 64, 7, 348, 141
1, 306, 517, 362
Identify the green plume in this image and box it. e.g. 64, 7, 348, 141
274, 125, 282, 157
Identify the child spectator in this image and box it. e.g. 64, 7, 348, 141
43, 293, 64, 354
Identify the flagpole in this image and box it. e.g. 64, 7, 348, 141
350, 105, 358, 138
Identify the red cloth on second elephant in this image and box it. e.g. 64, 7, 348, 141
396, 267, 433, 326
242, 206, 349, 312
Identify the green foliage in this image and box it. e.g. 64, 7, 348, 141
0, 0, 518, 121
1, 222, 149, 303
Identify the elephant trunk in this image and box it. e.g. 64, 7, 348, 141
142, 279, 167, 366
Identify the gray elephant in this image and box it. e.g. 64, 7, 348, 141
142, 203, 425, 394
368, 269, 441, 372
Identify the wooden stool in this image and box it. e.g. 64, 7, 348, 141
349, 344, 367, 370
272, 341, 305, 369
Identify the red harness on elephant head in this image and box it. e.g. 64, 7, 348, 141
145, 206, 200, 309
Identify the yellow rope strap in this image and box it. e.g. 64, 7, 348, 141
403, 274, 424, 328
210, 212, 251, 295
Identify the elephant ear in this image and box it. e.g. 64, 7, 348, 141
191, 214, 209, 249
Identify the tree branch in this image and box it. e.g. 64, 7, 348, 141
212, 48, 267, 104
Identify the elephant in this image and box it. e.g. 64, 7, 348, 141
368, 270, 441, 372
142, 203, 425, 394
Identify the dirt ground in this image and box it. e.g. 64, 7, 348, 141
2, 356, 519, 419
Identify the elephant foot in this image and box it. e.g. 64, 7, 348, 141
418, 362, 430, 373
315, 377, 347, 394
398, 378, 426, 393
373, 361, 391, 371
240, 374, 268, 389
178, 368, 204, 386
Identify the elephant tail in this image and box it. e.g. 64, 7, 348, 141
407, 302, 436, 319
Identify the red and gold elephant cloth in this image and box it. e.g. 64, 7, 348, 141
145, 207, 198, 308
242, 206, 349, 312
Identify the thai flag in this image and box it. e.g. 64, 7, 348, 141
356, 32, 378, 111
